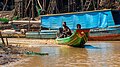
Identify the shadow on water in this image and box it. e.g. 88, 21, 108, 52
84, 44, 101, 49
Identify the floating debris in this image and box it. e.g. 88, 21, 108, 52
25, 51, 48, 56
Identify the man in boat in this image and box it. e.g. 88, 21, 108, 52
58, 22, 72, 38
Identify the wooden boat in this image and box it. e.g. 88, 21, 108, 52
89, 26, 120, 41
56, 29, 90, 47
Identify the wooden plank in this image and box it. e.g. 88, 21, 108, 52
9, 20, 41, 24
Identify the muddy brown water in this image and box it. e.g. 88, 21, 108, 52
2, 41, 120, 67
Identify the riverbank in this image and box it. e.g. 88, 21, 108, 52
0, 38, 120, 67
7, 38, 56, 46
0, 44, 27, 66
0, 38, 60, 66
0, 38, 120, 66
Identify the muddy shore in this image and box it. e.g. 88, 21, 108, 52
0, 38, 57, 66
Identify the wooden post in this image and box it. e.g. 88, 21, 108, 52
2, 0, 8, 11
81, 0, 83, 11
24, 0, 31, 17
32, 0, 34, 20
47, 0, 59, 14
37, 0, 43, 9
6, 38, 8, 46
60, 0, 64, 12
21, 0, 25, 18
28, 18, 31, 31
0, 32, 5, 46
97, 0, 100, 9
92, 0, 96, 10
68, 0, 70, 12
43, 0, 46, 10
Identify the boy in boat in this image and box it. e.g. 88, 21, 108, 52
57, 22, 72, 38
76, 24, 84, 34
77, 24, 81, 29
56, 28, 63, 38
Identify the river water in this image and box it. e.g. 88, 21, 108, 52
5, 41, 120, 67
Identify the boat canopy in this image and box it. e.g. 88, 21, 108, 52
41, 10, 115, 30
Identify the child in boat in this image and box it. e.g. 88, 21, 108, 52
56, 28, 63, 38
77, 24, 81, 30
57, 22, 72, 38
76, 24, 84, 34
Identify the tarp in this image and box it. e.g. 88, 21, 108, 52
41, 10, 115, 30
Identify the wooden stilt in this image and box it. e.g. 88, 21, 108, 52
43, 0, 46, 10
32, 0, 34, 20
25, 0, 32, 16
37, 0, 43, 9
72, 0, 76, 11
68, 0, 70, 12
97, 0, 100, 9
47, 0, 59, 14
28, 18, 31, 31
92, 0, 96, 10
1, 0, 114, 18
0, 32, 5, 46
6, 38, 8, 46
81, 0, 83, 11
83, 0, 96, 11
2, 0, 8, 11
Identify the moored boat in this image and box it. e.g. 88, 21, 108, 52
89, 25, 120, 41
56, 29, 90, 47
